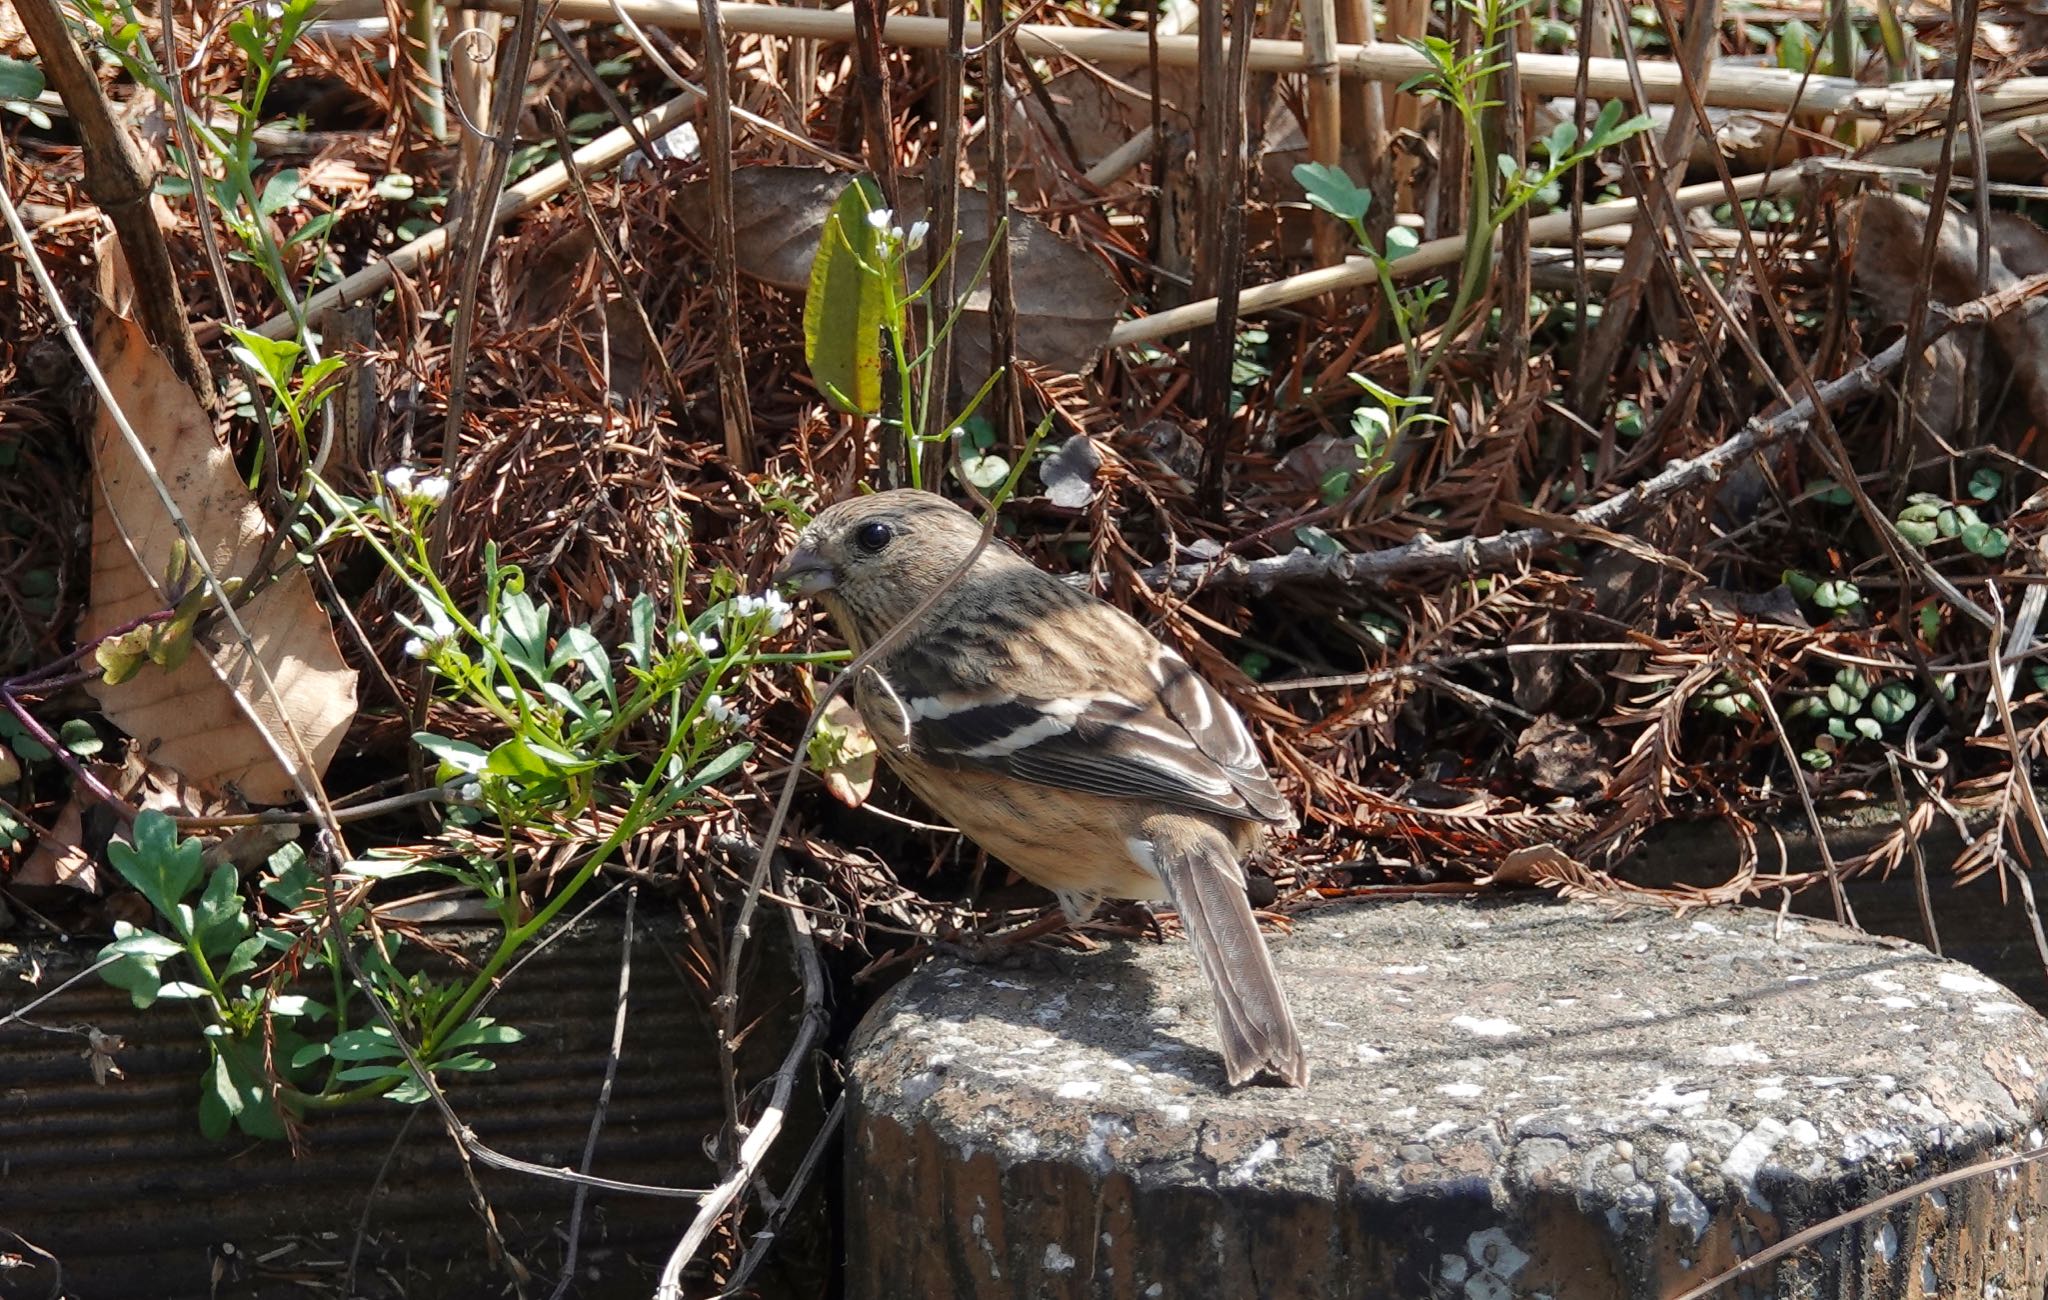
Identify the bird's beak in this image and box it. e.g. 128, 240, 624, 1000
774, 543, 836, 596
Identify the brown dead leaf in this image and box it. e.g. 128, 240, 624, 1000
817, 693, 877, 809
15, 794, 91, 891
1848, 193, 2048, 443
83, 235, 357, 806
675, 166, 1124, 376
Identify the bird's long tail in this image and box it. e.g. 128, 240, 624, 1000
1145, 816, 1310, 1088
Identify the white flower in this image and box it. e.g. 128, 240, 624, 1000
403, 636, 428, 660
704, 694, 749, 728
902, 220, 930, 252
383, 465, 451, 510
865, 207, 895, 232
758, 589, 792, 633
697, 632, 721, 656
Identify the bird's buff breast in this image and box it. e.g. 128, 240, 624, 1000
878, 750, 1173, 902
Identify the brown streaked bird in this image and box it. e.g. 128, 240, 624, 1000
775, 489, 1309, 1087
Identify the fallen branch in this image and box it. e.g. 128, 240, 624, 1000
1119, 269, 2048, 595
312, 0, 2048, 121
13, 0, 211, 397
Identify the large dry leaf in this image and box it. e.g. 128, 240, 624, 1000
676, 166, 1125, 376
83, 239, 357, 805
1847, 193, 2048, 443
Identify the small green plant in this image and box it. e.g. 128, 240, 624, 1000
1896, 489, 2010, 559
1784, 667, 1943, 770
803, 176, 1005, 491
0, 53, 47, 127
90, 466, 845, 1136
1294, 0, 1650, 474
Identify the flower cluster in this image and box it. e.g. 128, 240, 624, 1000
384, 466, 451, 512
704, 693, 749, 728
864, 207, 929, 256
401, 604, 457, 660
733, 590, 793, 635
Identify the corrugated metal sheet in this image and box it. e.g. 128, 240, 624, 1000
0, 911, 822, 1298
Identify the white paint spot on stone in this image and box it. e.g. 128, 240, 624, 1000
1638, 1080, 1711, 1115
1384, 964, 1430, 975
1438, 1081, 1484, 1099
1227, 1139, 1281, 1184
1044, 1243, 1076, 1274
1452, 1014, 1522, 1037
1874, 1222, 1898, 1262
1422, 1120, 1460, 1141
1056, 1080, 1102, 1100
1702, 1042, 1770, 1065
1721, 1119, 1789, 1210
1881, 996, 1918, 1010
1663, 1177, 1710, 1243
1662, 1141, 1693, 1175
1787, 1119, 1820, 1147
1975, 1002, 2029, 1018
1754, 1085, 1788, 1102
1466, 1227, 1530, 1278
1158, 1103, 1191, 1122
1940, 971, 2003, 995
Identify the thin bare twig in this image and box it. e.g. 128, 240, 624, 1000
550, 886, 637, 1300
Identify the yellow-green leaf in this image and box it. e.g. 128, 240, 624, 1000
803, 176, 892, 415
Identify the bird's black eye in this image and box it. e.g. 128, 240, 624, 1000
855, 521, 894, 554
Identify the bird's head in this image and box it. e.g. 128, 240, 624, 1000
774, 489, 994, 646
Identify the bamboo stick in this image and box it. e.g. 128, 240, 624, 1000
1300, 0, 1344, 270
309, 0, 2048, 120
1107, 170, 1794, 347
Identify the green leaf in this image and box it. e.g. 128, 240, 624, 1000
199, 1052, 238, 1139
655, 742, 755, 812
415, 731, 489, 780
956, 451, 1010, 491
100, 954, 164, 1009
1897, 518, 1939, 548
192, 863, 248, 957
1802, 748, 1834, 770
437, 1016, 525, 1051
497, 591, 551, 676
58, 718, 102, 756
551, 625, 613, 702
1969, 467, 2003, 501
1919, 603, 1942, 643
1383, 226, 1419, 259
1871, 682, 1917, 725
1809, 479, 1854, 508
224, 326, 303, 393
327, 1025, 406, 1062
1962, 522, 2010, 558
1812, 579, 1861, 611
803, 175, 893, 416
108, 810, 206, 923
626, 593, 657, 670
1853, 716, 1883, 741
262, 843, 314, 907
0, 55, 45, 104
1292, 161, 1371, 223
103, 922, 183, 962
222, 935, 267, 981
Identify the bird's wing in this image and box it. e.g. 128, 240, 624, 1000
869, 635, 1291, 826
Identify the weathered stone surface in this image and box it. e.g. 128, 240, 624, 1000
845, 899, 2048, 1299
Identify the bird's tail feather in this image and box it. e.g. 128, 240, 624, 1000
1146, 817, 1310, 1088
